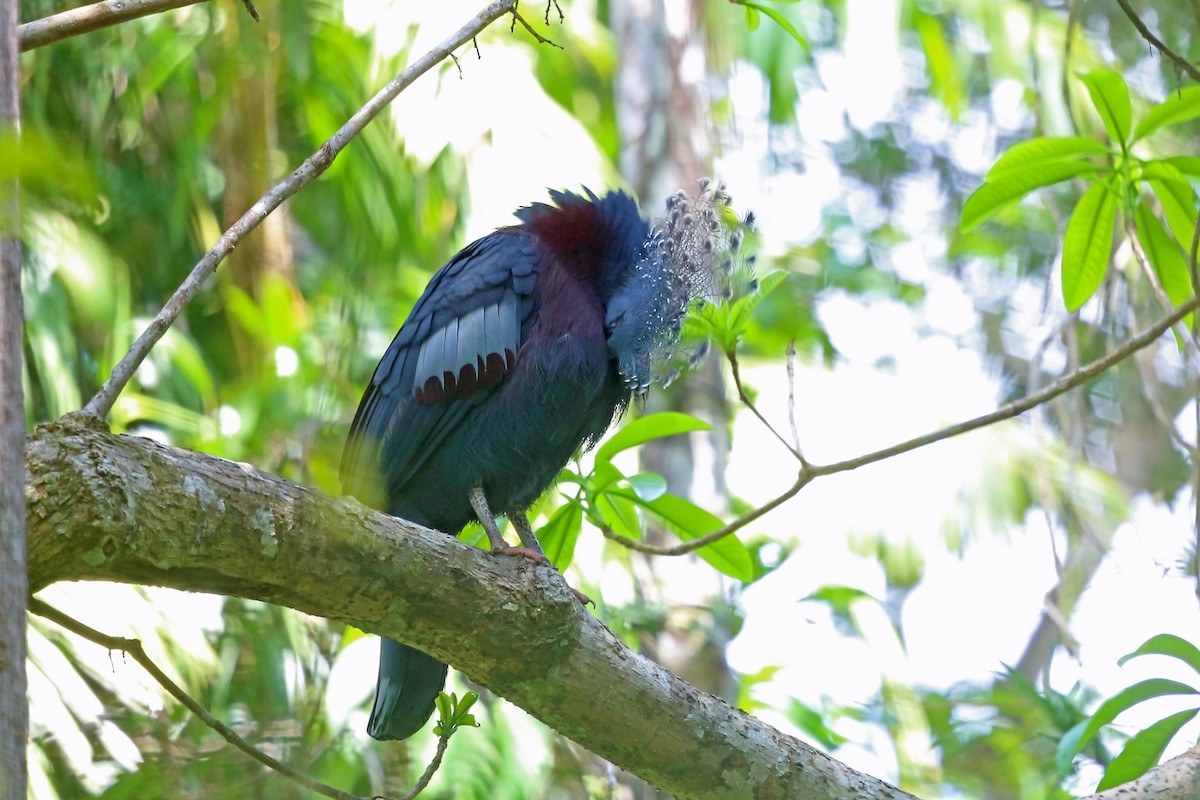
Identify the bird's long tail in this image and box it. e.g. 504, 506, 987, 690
367, 638, 449, 740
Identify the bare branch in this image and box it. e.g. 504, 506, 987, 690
30, 600, 385, 800
509, 4, 561, 48
78, 0, 518, 423
601, 469, 811, 555
398, 736, 450, 800
605, 297, 1199, 557
19, 0, 209, 52
240, 0, 260, 23
813, 296, 1198, 478
728, 349, 805, 463
786, 340, 802, 454
1114, 0, 1200, 83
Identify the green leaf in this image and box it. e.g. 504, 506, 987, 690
1061, 678, 1199, 762
1097, 708, 1200, 790
433, 690, 481, 736
1134, 201, 1193, 309
596, 412, 712, 464
802, 585, 875, 614
1056, 720, 1091, 774
1133, 86, 1200, 142
986, 137, 1110, 181
621, 491, 753, 582
740, 2, 808, 50
1138, 162, 1200, 252
596, 489, 640, 539
1079, 69, 1133, 147
787, 699, 847, 750
727, 269, 789, 332
111, 394, 220, 439
1165, 156, 1200, 177
455, 691, 479, 716
537, 501, 584, 571
692, 269, 790, 354
960, 160, 1103, 232
913, 9, 965, 119
744, 4, 760, 30
436, 693, 451, 722
1118, 633, 1200, 675
591, 460, 626, 494
1061, 177, 1118, 310
625, 471, 667, 502
1151, 181, 1198, 254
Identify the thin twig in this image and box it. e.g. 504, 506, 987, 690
398, 736, 451, 800
785, 340, 802, 455
509, 5, 561, 48
728, 350, 804, 463
78, 0, 517, 422
1114, 0, 1200, 83
544, 0, 563, 25
813, 296, 1197, 478
29, 599, 379, 800
241, 0, 261, 22
604, 297, 1200, 556
600, 470, 812, 556
18, 0, 208, 51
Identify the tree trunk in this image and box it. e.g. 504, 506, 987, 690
612, 0, 737, 706
0, 0, 26, 794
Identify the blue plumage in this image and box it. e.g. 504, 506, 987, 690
342, 186, 733, 740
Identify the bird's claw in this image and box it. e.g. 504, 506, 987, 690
488, 545, 591, 606
490, 545, 549, 565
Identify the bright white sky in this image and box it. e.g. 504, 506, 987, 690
31, 1, 1200, 796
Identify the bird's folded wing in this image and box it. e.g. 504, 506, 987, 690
340, 231, 539, 505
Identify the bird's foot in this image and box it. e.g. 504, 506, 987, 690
490, 544, 549, 565
489, 546, 592, 605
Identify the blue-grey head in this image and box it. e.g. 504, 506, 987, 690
605, 179, 752, 396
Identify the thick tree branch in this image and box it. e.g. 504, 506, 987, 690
25, 422, 914, 800
1081, 742, 1200, 799
18, 0, 208, 52
79, 0, 517, 423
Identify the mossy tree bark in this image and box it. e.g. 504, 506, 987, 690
27, 421, 914, 800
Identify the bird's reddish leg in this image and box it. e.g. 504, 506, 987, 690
510, 513, 592, 607
469, 486, 546, 563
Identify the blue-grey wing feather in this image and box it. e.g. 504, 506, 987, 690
341, 231, 540, 504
